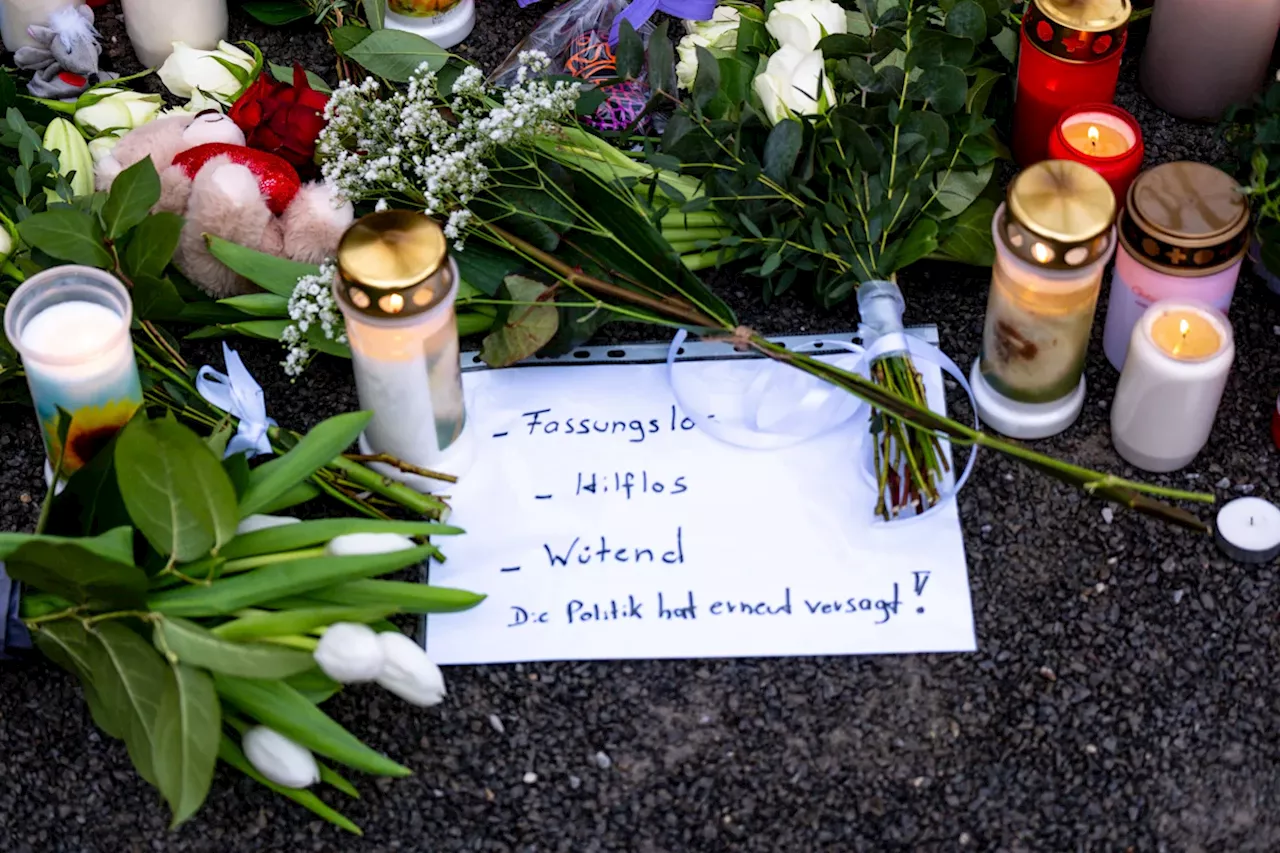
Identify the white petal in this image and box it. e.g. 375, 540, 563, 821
325, 532, 417, 556
242, 727, 320, 789
235, 514, 301, 535
314, 622, 386, 683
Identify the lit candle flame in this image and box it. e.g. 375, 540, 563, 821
1032, 242, 1052, 264
1088, 125, 1099, 149
1172, 317, 1190, 356
1179, 318, 1190, 337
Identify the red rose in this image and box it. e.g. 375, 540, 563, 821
229, 65, 329, 179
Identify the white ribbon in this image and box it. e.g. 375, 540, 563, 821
196, 343, 275, 458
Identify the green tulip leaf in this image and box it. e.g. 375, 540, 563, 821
221, 518, 461, 560
157, 616, 318, 678
237, 411, 372, 517
218, 736, 362, 834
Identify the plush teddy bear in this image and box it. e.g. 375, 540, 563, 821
95, 110, 353, 298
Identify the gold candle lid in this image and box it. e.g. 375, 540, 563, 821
1001, 159, 1116, 269
1024, 0, 1131, 63
1119, 162, 1250, 277
335, 210, 452, 319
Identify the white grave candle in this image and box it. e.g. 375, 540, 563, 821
0, 0, 85, 52
1215, 497, 1280, 564
2, 266, 142, 475
1110, 300, 1234, 473
120, 0, 228, 67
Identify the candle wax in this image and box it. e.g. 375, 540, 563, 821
1062, 122, 1131, 158
1215, 497, 1280, 561
20, 300, 124, 360
1149, 309, 1222, 360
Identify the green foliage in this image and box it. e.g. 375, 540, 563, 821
480, 275, 560, 367
1226, 76, 1280, 276
344, 29, 448, 81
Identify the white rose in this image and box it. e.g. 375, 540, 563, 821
158, 40, 257, 104
676, 33, 712, 91
87, 136, 119, 165
74, 88, 163, 138
162, 88, 226, 118
753, 45, 835, 125
766, 0, 848, 52
676, 6, 743, 90
241, 727, 321, 789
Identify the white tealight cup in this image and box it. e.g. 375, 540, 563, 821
1214, 497, 1280, 564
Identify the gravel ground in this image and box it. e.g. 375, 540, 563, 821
2, 9, 1280, 853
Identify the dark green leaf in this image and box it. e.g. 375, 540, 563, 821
908, 30, 975, 70
157, 616, 317, 678
89, 622, 170, 786
16, 209, 111, 267
966, 68, 1001, 116
205, 235, 318, 297
647, 21, 675, 94
615, 21, 644, 80
454, 240, 520, 297
5, 536, 146, 610
331, 25, 373, 56
911, 65, 967, 115
132, 274, 187, 321
691, 46, 721, 112
936, 198, 996, 265
218, 736, 362, 833
762, 119, 803, 183
301, 578, 486, 613
345, 29, 448, 82
818, 33, 872, 58
34, 620, 123, 738
268, 63, 332, 93
362, 0, 386, 29
238, 411, 371, 517
153, 664, 219, 827
214, 675, 410, 776
894, 219, 940, 271
103, 157, 161, 239
115, 417, 239, 561
480, 276, 559, 367
933, 162, 994, 219
946, 0, 988, 41
241, 0, 310, 24
124, 212, 184, 278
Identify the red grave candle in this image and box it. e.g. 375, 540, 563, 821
1013, 0, 1132, 167
1047, 103, 1143, 208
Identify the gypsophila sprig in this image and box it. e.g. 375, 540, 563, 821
282, 260, 344, 377
317, 53, 580, 249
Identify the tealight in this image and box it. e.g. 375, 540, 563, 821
1047, 104, 1143, 209
1214, 497, 1280, 564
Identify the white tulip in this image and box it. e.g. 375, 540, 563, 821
314, 622, 385, 683
325, 532, 417, 556
766, 0, 848, 52
235, 514, 301, 535
158, 41, 257, 104
676, 6, 743, 90
241, 727, 320, 789
0, 228, 11, 260
376, 631, 446, 707
74, 88, 163, 138
753, 45, 835, 125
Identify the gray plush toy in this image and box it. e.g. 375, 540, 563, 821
13, 5, 118, 101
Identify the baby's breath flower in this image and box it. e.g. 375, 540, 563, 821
281, 261, 344, 378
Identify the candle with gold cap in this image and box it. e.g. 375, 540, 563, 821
1111, 300, 1234, 472
333, 210, 473, 491
971, 159, 1118, 439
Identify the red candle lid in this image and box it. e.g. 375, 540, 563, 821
1024, 0, 1131, 63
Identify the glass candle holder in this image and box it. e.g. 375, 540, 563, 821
1140, 0, 1280, 122
1, 0, 86, 52
972, 160, 1117, 439
384, 0, 474, 49
1046, 103, 1143, 208
1111, 300, 1234, 472
120, 0, 228, 67
2, 266, 142, 476
1101, 162, 1249, 371
334, 211, 472, 492
1013, 0, 1132, 167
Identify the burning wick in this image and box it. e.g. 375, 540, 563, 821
1088, 125, 1099, 150
1171, 317, 1190, 356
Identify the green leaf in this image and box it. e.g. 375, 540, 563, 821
946, 0, 988, 41
936, 198, 996, 266
221, 518, 461, 560
615, 21, 644, 80
331, 24, 373, 56
158, 616, 317, 678
302, 578, 486, 613
480, 276, 559, 368
912, 65, 967, 115
89, 622, 170, 787
124, 212, 184, 278
691, 46, 721, 112
218, 292, 290, 317
237, 412, 371, 517
205, 234, 319, 297
34, 620, 124, 739
5, 537, 147, 610
362, 0, 386, 30
212, 605, 397, 641
214, 675, 411, 777
647, 20, 675, 95
320, 763, 361, 798
103, 157, 161, 239
147, 544, 436, 617
267, 63, 332, 93
763, 119, 803, 183
16, 209, 112, 267
345, 29, 447, 82
258, 480, 322, 514
132, 274, 187, 321
114, 417, 239, 561
285, 669, 343, 704
933, 162, 994, 219
818, 33, 873, 58
218, 736, 362, 834
894, 219, 940, 271
966, 67, 1001, 116
242, 0, 311, 24
153, 664, 219, 828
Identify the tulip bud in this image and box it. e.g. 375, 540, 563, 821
314, 622, 385, 683
241, 726, 320, 788
376, 631, 446, 707
325, 532, 417, 556
236, 514, 301, 535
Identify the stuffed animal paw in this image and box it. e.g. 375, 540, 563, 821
96, 111, 353, 297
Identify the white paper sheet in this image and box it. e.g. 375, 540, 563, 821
425, 354, 975, 664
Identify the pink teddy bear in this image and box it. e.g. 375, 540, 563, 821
95, 110, 353, 298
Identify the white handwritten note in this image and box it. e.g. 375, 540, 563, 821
425, 350, 975, 664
